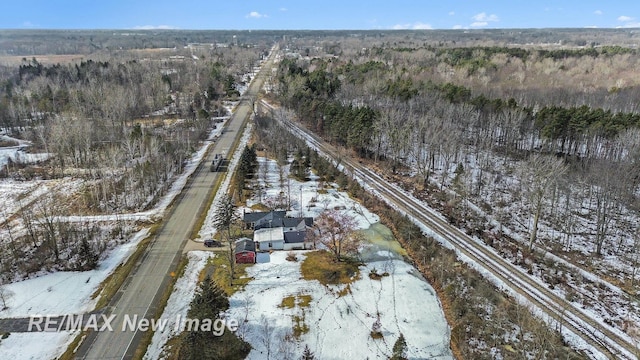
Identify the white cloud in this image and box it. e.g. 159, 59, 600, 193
617, 22, 640, 28
412, 22, 433, 30
470, 21, 488, 27
133, 25, 179, 30
594, 10, 603, 15
449, 11, 455, 16
279, 7, 288, 12
392, 22, 432, 30
246, 11, 268, 19
617, 15, 640, 27
472, 12, 499, 22
452, 25, 463, 29
22, 21, 38, 28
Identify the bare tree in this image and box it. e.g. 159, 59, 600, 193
587, 159, 623, 256
310, 210, 362, 260
0, 284, 14, 310
520, 154, 567, 251
260, 314, 274, 360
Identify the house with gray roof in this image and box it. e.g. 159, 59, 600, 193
243, 210, 314, 252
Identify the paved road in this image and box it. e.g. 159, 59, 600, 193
76, 47, 277, 360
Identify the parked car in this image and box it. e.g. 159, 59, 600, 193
204, 239, 222, 247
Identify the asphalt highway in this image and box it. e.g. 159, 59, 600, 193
77, 47, 277, 360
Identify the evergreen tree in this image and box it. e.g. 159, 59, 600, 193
212, 194, 238, 283
301, 344, 315, 360
189, 275, 229, 320
390, 333, 408, 360
179, 275, 250, 360
78, 237, 99, 271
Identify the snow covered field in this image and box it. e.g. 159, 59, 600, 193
227, 251, 452, 360
150, 154, 451, 359
0, 228, 148, 359
247, 157, 380, 229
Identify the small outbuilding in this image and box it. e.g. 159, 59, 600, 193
235, 238, 256, 264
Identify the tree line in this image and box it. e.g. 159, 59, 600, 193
275, 45, 640, 262
0, 41, 265, 281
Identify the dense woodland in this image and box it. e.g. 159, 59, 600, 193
272, 29, 640, 354
276, 31, 640, 258
252, 113, 582, 359
0, 31, 267, 280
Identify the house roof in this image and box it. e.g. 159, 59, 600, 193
243, 210, 286, 224
235, 238, 256, 254
254, 227, 284, 243
284, 231, 306, 244
276, 217, 303, 228
268, 216, 314, 229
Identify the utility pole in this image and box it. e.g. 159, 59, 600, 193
299, 185, 303, 218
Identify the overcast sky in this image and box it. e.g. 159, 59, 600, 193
1, 1, 639, 30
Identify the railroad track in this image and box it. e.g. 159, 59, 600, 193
276, 115, 639, 360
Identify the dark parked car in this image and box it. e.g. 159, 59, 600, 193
204, 239, 222, 247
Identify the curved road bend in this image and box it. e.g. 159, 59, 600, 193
77, 47, 278, 360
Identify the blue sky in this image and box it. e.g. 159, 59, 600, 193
1, 1, 639, 30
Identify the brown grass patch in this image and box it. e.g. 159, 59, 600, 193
300, 250, 360, 286
210, 254, 252, 296
279, 295, 296, 309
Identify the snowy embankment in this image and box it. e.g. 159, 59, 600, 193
0, 228, 149, 359
0, 134, 50, 170
143, 251, 214, 360
197, 122, 253, 240
0, 228, 149, 318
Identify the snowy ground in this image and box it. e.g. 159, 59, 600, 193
0, 134, 50, 170
0, 228, 148, 359
227, 251, 452, 360
0, 229, 148, 318
396, 148, 640, 341
151, 154, 450, 359
144, 251, 215, 360
226, 157, 448, 359
246, 157, 380, 229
